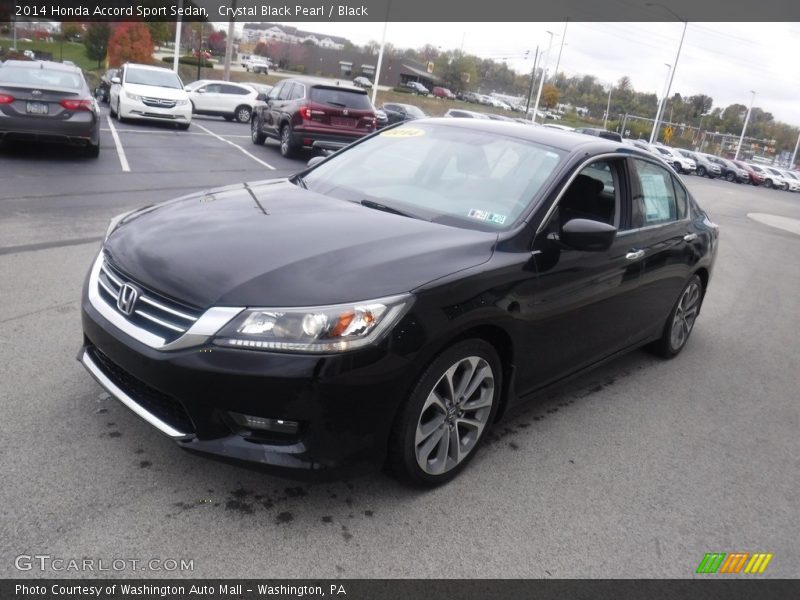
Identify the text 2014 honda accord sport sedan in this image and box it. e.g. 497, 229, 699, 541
79, 120, 719, 486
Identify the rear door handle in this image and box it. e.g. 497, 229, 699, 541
625, 250, 645, 260
684, 233, 698, 242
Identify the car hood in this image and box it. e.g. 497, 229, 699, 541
123, 83, 188, 100
104, 180, 497, 308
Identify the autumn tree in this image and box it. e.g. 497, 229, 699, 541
541, 84, 560, 109
207, 30, 227, 55
107, 22, 154, 68
84, 23, 110, 69
146, 22, 171, 49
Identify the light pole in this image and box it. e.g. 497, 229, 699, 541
172, 0, 183, 73
650, 63, 671, 143
734, 90, 756, 160
791, 131, 800, 169
647, 3, 687, 143
370, 0, 392, 106
603, 87, 612, 130
552, 19, 568, 85
532, 30, 555, 123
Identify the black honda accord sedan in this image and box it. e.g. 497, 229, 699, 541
79, 120, 719, 485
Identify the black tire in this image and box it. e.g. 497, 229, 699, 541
109, 98, 116, 117
388, 339, 502, 486
234, 105, 252, 123
115, 100, 124, 123
279, 123, 298, 158
697, 166, 706, 177
673, 162, 682, 173
251, 117, 266, 145
765, 179, 773, 189
85, 143, 100, 158
725, 172, 735, 182
649, 274, 703, 359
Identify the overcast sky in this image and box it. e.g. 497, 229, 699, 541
250, 21, 799, 127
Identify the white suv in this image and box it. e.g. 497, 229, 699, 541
109, 64, 192, 129
244, 57, 269, 74
652, 145, 696, 174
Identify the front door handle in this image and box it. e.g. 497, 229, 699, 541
684, 233, 698, 242
625, 250, 645, 260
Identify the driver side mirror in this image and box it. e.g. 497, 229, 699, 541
561, 219, 617, 252
110, 76, 121, 85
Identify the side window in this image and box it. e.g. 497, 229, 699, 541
277, 83, 293, 101
289, 84, 304, 100
557, 160, 621, 229
632, 159, 677, 226
222, 84, 248, 96
672, 176, 688, 219
268, 82, 284, 100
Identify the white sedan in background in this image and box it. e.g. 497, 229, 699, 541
185, 80, 259, 123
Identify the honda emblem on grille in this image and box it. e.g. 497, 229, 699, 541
32, 90, 42, 97
117, 283, 139, 316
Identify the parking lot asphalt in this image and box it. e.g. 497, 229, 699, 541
1, 117, 798, 578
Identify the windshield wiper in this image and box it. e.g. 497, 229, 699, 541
359, 199, 415, 219
292, 174, 307, 189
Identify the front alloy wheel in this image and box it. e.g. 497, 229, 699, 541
235, 105, 252, 123
251, 117, 266, 145
389, 339, 501, 486
280, 124, 297, 157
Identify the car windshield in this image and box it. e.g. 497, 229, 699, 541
125, 68, 183, 89
310, 87, 372, 109
302, 122, 565, 231
0, 66, 83, 89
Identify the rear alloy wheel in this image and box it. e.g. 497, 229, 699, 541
389, 339, 501, 486
115, 100, 125, 123
697, 166, 706, 177
650, 275, 703, 358
251, 117, 266, 145
280, 124, 297, 158
235, 105, 252, 123
725, 172, 735, 182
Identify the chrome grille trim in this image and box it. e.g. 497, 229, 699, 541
87, 252, 244, 351
139, 295, 196, 321
134, 308, 186, 333
141, 96, 177, 108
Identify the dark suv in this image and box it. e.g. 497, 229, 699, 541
251, 79, 376, 157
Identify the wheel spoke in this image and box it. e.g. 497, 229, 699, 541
416, 426, 445, 466
460, 364, 491, 403
448, 426, 463, 464
416, 413, 446, 445
433, 424, 450, 473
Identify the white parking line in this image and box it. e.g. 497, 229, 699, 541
105, 116, 130, 172
100, 128, 252, 139
192, 122, 275, 170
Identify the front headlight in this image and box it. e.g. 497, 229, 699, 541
214, 294, 413, 353
175, 99, 189, 106
125, 91, 142, 102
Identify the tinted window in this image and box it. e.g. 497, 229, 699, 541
557, 160, 620, 229
310, 87, 372, 110
672, 176, 688, 219
222, 84, 250, 95
289, 83, 305, 100
404, 105, 426, 118
632, 159, 678, 225
0, 66, 83, 89
277, 83, 293, 100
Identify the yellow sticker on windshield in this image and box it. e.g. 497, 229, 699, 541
380, 128, 425, 138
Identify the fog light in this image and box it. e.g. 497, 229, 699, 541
229, 412, 299, 435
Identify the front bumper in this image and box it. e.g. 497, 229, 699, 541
79, 286, 419, 479
120, 97, 192, 123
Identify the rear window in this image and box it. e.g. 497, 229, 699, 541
404, 105, 425, 118
311, 87, 372, 110
0, 66, 83, 89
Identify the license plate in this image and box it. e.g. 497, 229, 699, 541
26, 102, 48, 115
331, 117, 356, 127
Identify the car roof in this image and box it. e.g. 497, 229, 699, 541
417, 118, 661, 156
1, 59, 82, 73
284, 78, 366, 93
